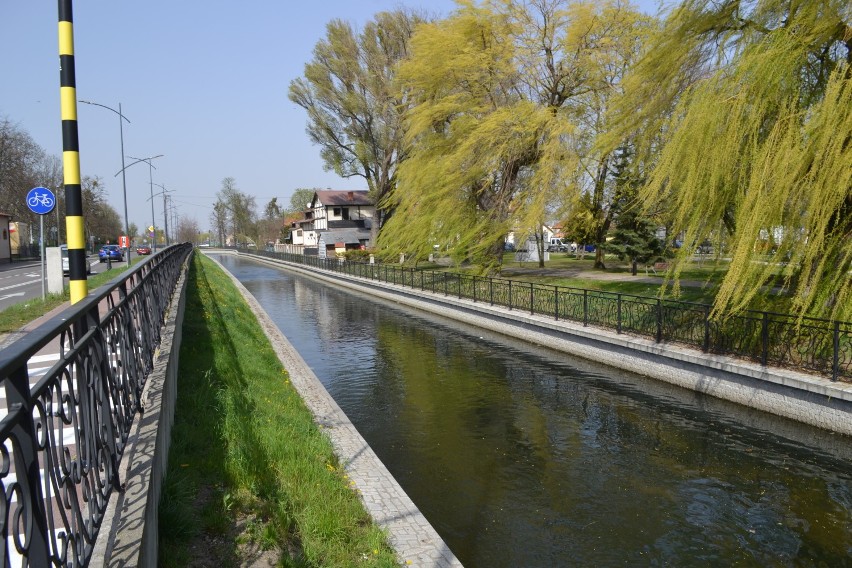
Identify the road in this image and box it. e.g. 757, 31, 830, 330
0, 253, 136, 312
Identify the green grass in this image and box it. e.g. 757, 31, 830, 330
159, 254, 398, 567
414, 253, 723, 304
0, 258, 144, 333
414, 252, 794, 309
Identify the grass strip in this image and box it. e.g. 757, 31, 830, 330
159, 253, 398, 567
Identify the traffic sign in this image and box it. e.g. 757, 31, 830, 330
26, 186, 56, 215
119, 235, 129, 248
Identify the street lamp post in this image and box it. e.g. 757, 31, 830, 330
79, 99, 132, 267
151, 183, 172, 247
123, 154, 163, 252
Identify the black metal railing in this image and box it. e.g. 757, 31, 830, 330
254, 250, 851, 382
0, 243, 192, 567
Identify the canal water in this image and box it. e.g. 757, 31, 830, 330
213, 254, 852, 567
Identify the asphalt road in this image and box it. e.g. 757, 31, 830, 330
0, 253, 135, 312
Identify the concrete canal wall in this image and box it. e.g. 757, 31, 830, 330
246, 253, 852, 438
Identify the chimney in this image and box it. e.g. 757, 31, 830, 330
348, 191, 354, 201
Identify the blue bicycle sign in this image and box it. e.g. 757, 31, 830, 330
26, 186, 56, 215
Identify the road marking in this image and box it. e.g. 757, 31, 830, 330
28, 354, 61, 364
0, 280, 39, 292
0, 292, 26, 301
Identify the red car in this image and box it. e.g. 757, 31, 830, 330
136, 246, 152, 255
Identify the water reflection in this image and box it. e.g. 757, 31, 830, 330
212, 254, 852, 567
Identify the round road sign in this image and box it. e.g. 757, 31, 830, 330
26, 186, 56, 215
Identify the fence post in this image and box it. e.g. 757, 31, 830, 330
530, 282, 534, 315
509, 280, 513, 310
617, 294, 622, 334
473, 276, 477, 303
3, 365, 50, 566
833, 320, 840, 381
703, 306, 711, 352
583, 289, 588, 326
656, 298, 663, 343
761, 312, 769, 366
554, 286, 559, 321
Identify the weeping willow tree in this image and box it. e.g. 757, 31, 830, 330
605, 0, 852, 321
378, 0, 651, 271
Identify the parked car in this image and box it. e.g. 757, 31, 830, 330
99, 244, 124, 263
60, 244, 91, 275
136, 245, 152, 255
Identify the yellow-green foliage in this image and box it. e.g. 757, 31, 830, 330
380, 0, 650, 271
607, 0, 851, 320
289, 10, 424, 208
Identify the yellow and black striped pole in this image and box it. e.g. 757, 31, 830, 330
59, 0, 87, 303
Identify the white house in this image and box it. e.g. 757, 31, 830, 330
290, 190, 375, 254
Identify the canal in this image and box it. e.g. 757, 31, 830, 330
213, 254, 852, 567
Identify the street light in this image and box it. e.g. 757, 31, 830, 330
151, 183, 173, 247
79, 99, 131, 267
123, 154, 164, 252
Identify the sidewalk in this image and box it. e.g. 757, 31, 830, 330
0, 259, 42, 273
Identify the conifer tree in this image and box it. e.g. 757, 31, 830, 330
604, 147, 663, 275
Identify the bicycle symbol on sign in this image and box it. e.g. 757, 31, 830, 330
28, 192, 54, 208
26, 186, 57, 215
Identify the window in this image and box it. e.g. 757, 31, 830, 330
332, 207, 350, 220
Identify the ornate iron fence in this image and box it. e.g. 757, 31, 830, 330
0, 243, 192, 567
255, 250, 851, 382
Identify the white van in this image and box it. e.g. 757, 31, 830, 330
547, 238, 569, 252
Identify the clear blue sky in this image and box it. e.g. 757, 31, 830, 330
1, 0, 663, 236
